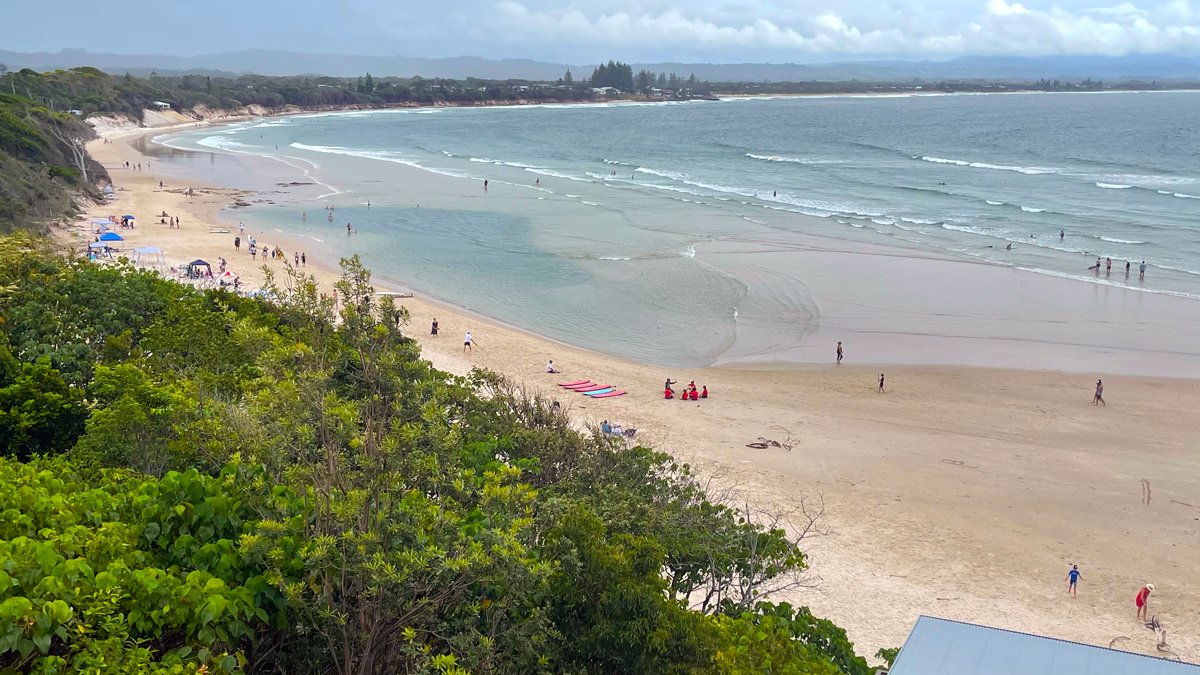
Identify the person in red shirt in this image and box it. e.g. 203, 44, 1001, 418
700, 385, 708, 399
1136, 583, 1154, 621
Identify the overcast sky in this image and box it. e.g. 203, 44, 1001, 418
5, 0, 1199, 62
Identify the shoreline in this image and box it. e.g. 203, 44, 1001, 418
62, 127, 1200, 662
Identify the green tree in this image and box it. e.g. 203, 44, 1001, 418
0, 345, 86, 459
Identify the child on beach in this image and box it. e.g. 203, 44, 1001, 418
546, 360, 559, 374
1136, 583, 1154, 620
1066, 565, 1082, 597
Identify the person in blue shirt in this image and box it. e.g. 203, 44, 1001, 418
1066, 565, 1082, 598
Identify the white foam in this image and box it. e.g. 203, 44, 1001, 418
289, 142, 470, 179
1098, 236, 1146, 244
745, 153, 842, 165
525, 168, 591, 183
986, 200, 1005, 205
1095, 182, 1133, 189
919, 155, 1061, 175
1017, 267, 1200, 300
1020, 206, 1045, 213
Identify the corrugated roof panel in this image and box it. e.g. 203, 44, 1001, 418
889, 616, 1200, 675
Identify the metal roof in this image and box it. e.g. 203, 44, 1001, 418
889, 616, 1200, 675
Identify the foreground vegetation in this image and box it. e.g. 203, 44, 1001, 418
0, 235, 880, 674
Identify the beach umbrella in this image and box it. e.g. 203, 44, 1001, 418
123, 214, 135, 219
98, 232, 124, 241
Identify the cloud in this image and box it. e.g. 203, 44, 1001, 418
489, 0, 1200, 57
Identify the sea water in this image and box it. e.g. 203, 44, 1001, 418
158, 92, 1200, 368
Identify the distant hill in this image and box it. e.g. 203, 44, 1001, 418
3, 49, 1200, 82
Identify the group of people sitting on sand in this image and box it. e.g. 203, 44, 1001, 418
600, 420, 636, 438
664, 378, 707, 400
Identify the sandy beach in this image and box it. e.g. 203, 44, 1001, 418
62, 126, 1200, 663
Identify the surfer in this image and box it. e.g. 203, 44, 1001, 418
483, 180, 488, 191
1060, 229, 1065, 240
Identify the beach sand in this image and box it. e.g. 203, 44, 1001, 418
63, 128, 1200, 663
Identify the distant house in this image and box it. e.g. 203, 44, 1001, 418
67, 109, 83, 116
888, 616, 1200, 675
590, 87, 618, 96
152, 101, 172, 110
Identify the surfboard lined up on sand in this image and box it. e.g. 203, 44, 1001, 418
557, 380, 627, 398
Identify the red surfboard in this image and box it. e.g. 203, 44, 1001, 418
589, 390, 626, 398
575, 384, 613, 393
558, 379, 590, 387
562, 381, 598, 390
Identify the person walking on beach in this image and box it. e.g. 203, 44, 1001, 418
878, 373, 886, 393
836, 341, 844, 364
1093, 379, 1105, 406
294, 252, 299, 266
463, 331, 474, 352
1139, 261, 1147, 279
301, 252, 306, 266
1126, 260, 1131, 276
1106, 257, 1112, 273
431, 319, 439, 337
1136, 583, 1154, 621
234, 236, 241, 252
239, 222, 245, 236
483, 179, 489, 191
1066, 565, 1082, 598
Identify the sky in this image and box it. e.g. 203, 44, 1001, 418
3, 0, 1199, 62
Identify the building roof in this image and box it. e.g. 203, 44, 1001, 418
889, 616, 1200, 675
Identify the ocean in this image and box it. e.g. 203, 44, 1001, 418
156, 92, 1200, 370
